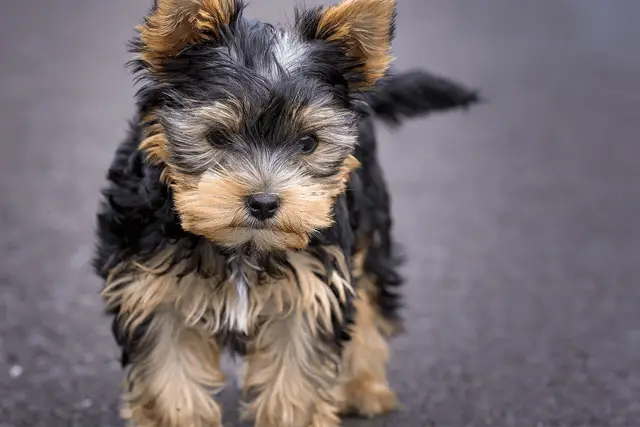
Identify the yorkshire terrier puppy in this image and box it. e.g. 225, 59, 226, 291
93, 0, 479, 426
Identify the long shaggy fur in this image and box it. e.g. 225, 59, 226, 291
93, 1, 479, 426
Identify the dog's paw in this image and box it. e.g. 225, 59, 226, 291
340, 381, 399, 418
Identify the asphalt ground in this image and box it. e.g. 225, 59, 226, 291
1, 1, 639, 426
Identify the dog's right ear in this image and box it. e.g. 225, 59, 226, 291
134, 0, 243, 69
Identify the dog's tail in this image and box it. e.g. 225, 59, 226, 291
364, 70, 482, 126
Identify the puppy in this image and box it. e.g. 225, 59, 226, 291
93, 0, 479, 426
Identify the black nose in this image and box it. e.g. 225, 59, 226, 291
246, 193, 280, 220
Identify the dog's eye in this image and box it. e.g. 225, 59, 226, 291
206, 130, 231, 148
298, 135, 318, 154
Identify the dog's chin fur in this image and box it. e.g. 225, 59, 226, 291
202, 226, 312, 252
93, 0, 480, 426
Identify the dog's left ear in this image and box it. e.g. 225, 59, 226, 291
297, 0, 396, 89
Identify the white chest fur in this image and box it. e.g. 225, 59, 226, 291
223, 254, 253, 334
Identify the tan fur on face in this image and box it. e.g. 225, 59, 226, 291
139, 114, 175, 185
138, 94, 360, 251
140, 132, 169, 166
138, 0, 237, 69
338, 290, 398, 417
170, 170, 248, 244
139, 114, 167, 163
168, 155, 360, 251
317, 0, 396, 88
168, 167, 320, 251
122, 309, 224, 427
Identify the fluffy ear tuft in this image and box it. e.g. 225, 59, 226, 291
312, 0, 396, 88
135, 0, 242, 69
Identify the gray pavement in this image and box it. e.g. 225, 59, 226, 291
1, 1, 640, 426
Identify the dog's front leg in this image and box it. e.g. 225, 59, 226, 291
338, 290, 398, 417
120, 308, 225, 427
102, 257, 228, 427
241, 313, 342, 427
241, 248, 352, 427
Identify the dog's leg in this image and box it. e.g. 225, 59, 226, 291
120, 308, 225, 427
241, 248, 351, 427
351, 244, 402, 337
242, 314, 342, 427
102, 252, 228, 427
338, 289, 398, 418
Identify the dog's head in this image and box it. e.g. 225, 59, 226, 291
132, 0, 396, 252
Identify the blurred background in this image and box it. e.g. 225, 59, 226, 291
1, 0, 639, 426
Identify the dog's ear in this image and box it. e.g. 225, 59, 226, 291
135, 0, 242, 69
296, 0, 396, 89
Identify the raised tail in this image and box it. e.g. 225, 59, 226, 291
363, 69, 482, 126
